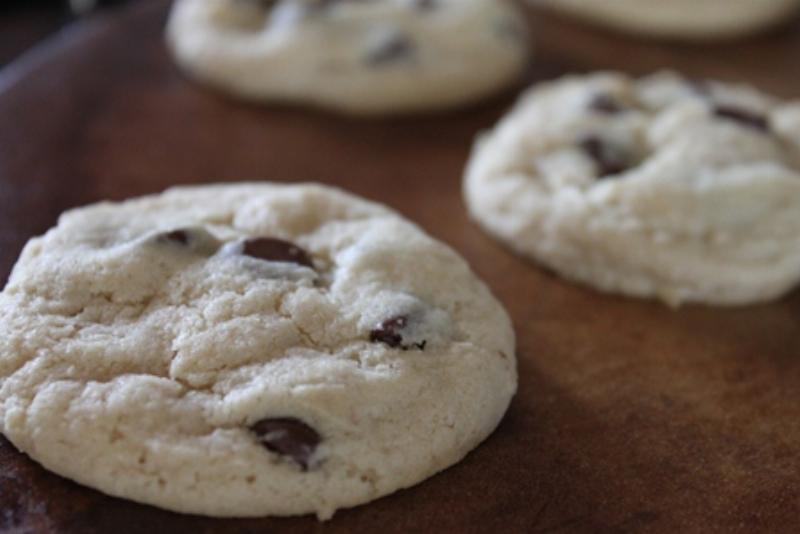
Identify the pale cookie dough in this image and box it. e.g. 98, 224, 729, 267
166, 0, 530, 115
464, 72, 800, 306
530, 0, 800, 40
0, 183, 516, 519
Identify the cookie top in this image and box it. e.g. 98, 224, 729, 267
0, 183, 516, 519
464, 72, 800, 306
166, 0, 530, 114
530, 0, 800, 40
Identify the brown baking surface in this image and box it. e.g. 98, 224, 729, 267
1, 2, 800, 532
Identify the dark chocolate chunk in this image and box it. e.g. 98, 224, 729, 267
152, 228, 221, 255
579, 135, 632, 178
686, 78, 711, 97
369, 316, 427, 351
370, 316, 407, 348
413, 0, 437, 10
250, 418, 321, 470
157, 229, 190, 246
242, 238, 314, 268
588, 94, 624, 114
313, 0, 369, 10
713, 105, 769, 132
236, 0, 278, 10
366, 32, 414, 66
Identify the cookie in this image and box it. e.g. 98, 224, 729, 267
529, 0, 800, 40
0, 183, 516, 519
464, 72, 800, 306
166, 0, 530, 115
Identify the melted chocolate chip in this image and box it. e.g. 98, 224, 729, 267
367, 33, 414, 66
370, 316, 407, 348
312, 0, 370, 11
236, 0, 278, 9
686, 78, 711, 97
250, 418, 321, 470
413, 0, 436, 10
152, 228, 221, 255
579, 135, 632, 178
157, 229, 190, 246
148, 226, 220, 256
369, 316, 426, 351
713, 105, 769, 132
242, 238, 314, 268
588, 94, 624, 114
242, 0, 341, 13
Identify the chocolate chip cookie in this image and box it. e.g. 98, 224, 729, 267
530, 0, 800, 40
166, 0, 530, 114
0, 183, 516, 519
464, 72, 800, 306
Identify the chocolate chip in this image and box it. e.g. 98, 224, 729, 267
152, 228, 221, 256
242, 238, 314, 269
250, 418, 321, 470
413, 0, 436, 10
236, 0, 278, 10
588, 94, 624, 114
370, 316, 407, 348
369, 316, 427, 351
157, 229, 190, 246
366, 32, 414, 66
579, 135, 632, 178
313, 0, 364, 10
686, 78, 711, 97
713, 105, 769, 132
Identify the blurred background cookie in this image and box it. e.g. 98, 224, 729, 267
464, 71, 800, 306
167, 0, 531, 115
529, 0, 800, 40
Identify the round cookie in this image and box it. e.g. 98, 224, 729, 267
464, 72, 800, 306
0, 183, 516, 519
529, 0, 800, 40
166, 0, 530, 115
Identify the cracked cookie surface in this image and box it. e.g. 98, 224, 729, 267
464, 72, 800, 306
166, 0, 530, 115
0, 182, 516, 519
